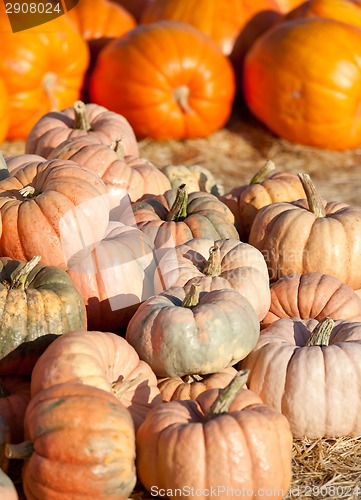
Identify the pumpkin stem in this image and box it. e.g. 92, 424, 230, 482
183, 374, 203, 383
166, 184, 188, 222
112, 373, 143, 398
0, 153, 9, 181
19, 185, 36, 198
5, 441, 33, 460
73, 100, 91, 132
182, 283, 200, 308
306, 317, 334, 347
10, 256, 41, 291
298, 173, 325, 218
204, 369, 249, 421
250, 160, 276, 184
174, 85, 192, 114
203, 245, 221, 277
110, 139, 125, 161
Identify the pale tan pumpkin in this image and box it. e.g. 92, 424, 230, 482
161, 164, 223, 196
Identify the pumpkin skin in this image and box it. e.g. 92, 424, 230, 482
285, 0, 361, 29
22, 382, 136, 499
26, 101, 139, 160
0, 79, 9, 144
0, 257, 87, 376
157, 367, 238, 402
243, 17, 361, 150
0, 469, 17, 500
0, 158, 110, 269
154, 238, 271, 321
221, 164, 305, 240
126, 286, 260, 378
89, 21, 236, 140
132, 186, 239, 251
66, 222, 156, 332
30, 330, 162, 431
0, 376, 30, 443
262, 272, 361, 328
161, 164, 223, 197
141, 0, 281, 56
66, 0, 136, 41
274, 0, 304, 12
241, 318, 361, 438
48, 135, 171, 206
137, 377, 293, 498
0, 13, 89, 140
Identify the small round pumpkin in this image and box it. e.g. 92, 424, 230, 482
30, 329, 162, 431
241, 317, 361, 438
26, 100, 139, 160
89, 21, 236, 140
126, 285, 260, 378
137, 370, 293, 498
22, 382, 137, 499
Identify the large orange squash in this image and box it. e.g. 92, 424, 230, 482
0, 12, 89, 140
285, 0, 361, 29
89, 21, 236, 140
243, 17, 361, 150
140, 0, 280, 56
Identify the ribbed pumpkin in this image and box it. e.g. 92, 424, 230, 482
0, 11, 89, 140
66, 222, 156, 332
126, 285, 260, 377
48, 135, 171, 206
161, 164, 223, 197
262, 272, 361, 328
89, 21, 236, 140
30, 330, 162, 431
0, 416, 18, 500
0, 376, 30, 443
0, 256, 86, 376
0, 157, 110, 269
26, 101, 139, 159
137, 370, 293, 499
285, 0, 361, 29
241, 317, 361, 438
21, 382, 136, 499
132, 184, 239, 251
154, 238, 270, 321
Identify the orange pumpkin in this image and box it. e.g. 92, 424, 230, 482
0, 80, 9, 144
0, 13, 89, 140
89, 21, 236, 140
113, 0, 154, 21
243, 17, 361, 150
141, 0, 280, 56
285, 0, 361, 28
274, 0, 305, 13
0, 376, 30, 443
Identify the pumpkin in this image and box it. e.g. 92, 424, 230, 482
66, 0, 136, 41
26, 100, 139, 160
132, 184, 239, 251
137, 370, 293, 498
140, 0, 281, 56
0, 13, 89, 140
0, 376, 31, 443
21, 382, 136, 499
0, 416, 18, 500
0, 80, 9, 144
248, 174, 361, 288
154, 237, 270, 321
112, 0, 154, 21
0, 256, 87, 376
243, 17, 361, 150
66, 222, 156, 332
0, 468, 17, 500
161, 164, 223, 196
30, 330, 162, 431
89, 21, 236, 140
262, 272, 361, 328
274, 0, 305, 13
241, 317, 361, 438
48, 135, 171, 207
157, 366, 238, 402
285, 0, 361, 29
0, 157, 110, 269
221, 160, 305, 240
126, 285, 260, 378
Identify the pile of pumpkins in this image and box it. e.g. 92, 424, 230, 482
1, 0, 361, 150
0, 99, 361, 499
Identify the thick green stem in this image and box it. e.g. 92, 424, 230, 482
0, 153, 9, 181
182, 284, 200, 308
306, 317, 334, 346
166, 184, 188, 222
250, 160, 276, 184
73, 100, 91, 132
204, 369, 249, 421
10, 256, 41, 291
203, 245, 221, 277
298, 173, 325, 218
5, 441, 33, 460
